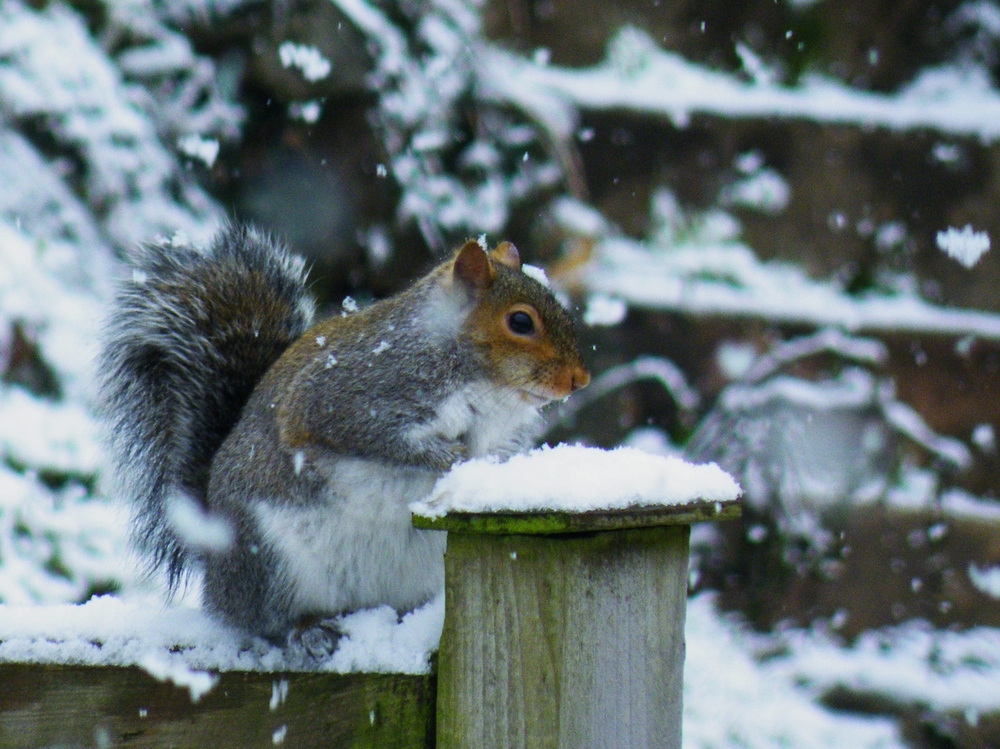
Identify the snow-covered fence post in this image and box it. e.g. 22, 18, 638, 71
411, 445, 742, 749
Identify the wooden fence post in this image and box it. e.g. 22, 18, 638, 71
414, 500, 741, 749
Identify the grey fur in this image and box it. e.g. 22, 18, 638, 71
100, 227, 585, 640
98, 225, 314, 590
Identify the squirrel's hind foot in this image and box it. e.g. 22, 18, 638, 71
285, 615, 343, 666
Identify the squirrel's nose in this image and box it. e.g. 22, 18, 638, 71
570, 367, 590, 392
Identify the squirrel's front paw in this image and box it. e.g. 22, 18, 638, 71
424, 436, 467, 470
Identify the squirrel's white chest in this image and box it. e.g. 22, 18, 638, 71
406, 381, 542, 458
254, 459, 445, 616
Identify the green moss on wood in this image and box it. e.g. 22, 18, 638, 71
0, 665, 435, 749
413, 498, 742, 535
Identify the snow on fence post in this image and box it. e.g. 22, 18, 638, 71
411, 445, 742, 749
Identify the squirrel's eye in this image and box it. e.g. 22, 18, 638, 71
507, 311, 535, 336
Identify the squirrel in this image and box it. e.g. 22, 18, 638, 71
99, 224, 590, 643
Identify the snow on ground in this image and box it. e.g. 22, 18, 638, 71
760, 616, 1000, 716
684, 595, 903, 749
410, 443, 740, 519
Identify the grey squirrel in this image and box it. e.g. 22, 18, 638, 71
99, 224, 590, 641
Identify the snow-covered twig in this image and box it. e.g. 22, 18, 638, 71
744, 328, 888, 383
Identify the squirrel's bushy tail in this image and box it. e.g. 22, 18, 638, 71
99, 225, 314, 589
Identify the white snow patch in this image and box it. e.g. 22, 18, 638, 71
583, 294, 627, 326
973, 423, 996, 452
278, 42, 331, 82
326, 594, 444, 673
932, 142, 962, 164
0, 387, 101, 476
939, 488, 1000, 523
521, 263, 550, 287
764, 615, 1000, 714
969, 563, 1000, 599
719, 168, 791, 215
138, 651, 217, 702
270, 679, 289, 710
684, 594, 903, 749
177, 134, 220, 167
586, 233, 1000, 340
411, 444, 740, 518
550, 196, 611, 237
165, 491, 234, 553
289, 100, 322, 123
480, 26, 1000, 142
716, 341, 758, 380
936, 225, 991, 268
0, 464, 135, 606
0, 593, 442, 674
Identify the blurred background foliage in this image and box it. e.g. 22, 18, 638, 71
3, 0, 1000, 745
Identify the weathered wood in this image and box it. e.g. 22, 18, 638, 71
435, 525, 691, 749
0, 664, 434, 749
412, 498, 741, 534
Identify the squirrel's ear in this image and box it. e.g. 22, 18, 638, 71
453, 240, 493, 291
491, 241, 521, 270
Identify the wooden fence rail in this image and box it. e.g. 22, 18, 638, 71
1, 497, 739, 749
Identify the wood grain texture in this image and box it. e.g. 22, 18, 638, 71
436, 525, 690, 749
0, 665, 434, 749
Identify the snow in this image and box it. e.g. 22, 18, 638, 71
0, 1, 224, 251
583, 294, 628, 326
177, 133, 220, 167
410, 444, 740, 519
719, 167, 791, 215
0, 386, 101, 476
968, 563, 1000, 599
521, 263, 550, 288
936, 224, 991, 269
716, 341, 758, 380
585, 232, 1000, 340
289, 100, 322, 123
0, 0, 998, 743
480, 26, 1000, 141
762, 616, 1000, 715
331, 0, 562, 247
278, 42, 332, 83
0, 220, 105, 401
973, 422, 996, 452
0, 593, 444, 676
138, 651, 218, 702
683, 595, 903, 749
165, 491, 234, 554
7, 588, 985, 749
